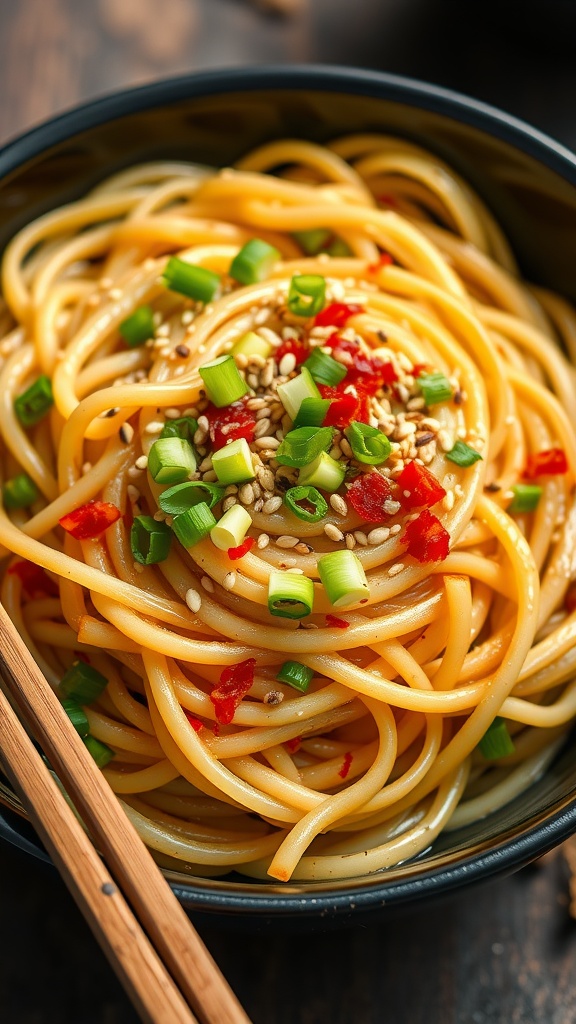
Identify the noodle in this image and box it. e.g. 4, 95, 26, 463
0, 134, 575, 883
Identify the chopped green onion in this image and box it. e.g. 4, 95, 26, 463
508, 483, 542, 513
326, 238, 352, 257
199, 354, 249, 408
148, 437, 197, 485
159, 416, 198, 443
318, 549, 369, 609
418, 372, 453, 406
276, 661, 314, 693
478, 717, 515, 760
210, 504, 252, 550
287, 275, 326, 318
130, 515, 172, 565
268, 570, 314, 619
231, 331, 272, 360
277, 366, 321, 421
303, 347, 347, 386
284, 485, 328, 523
212, 437, 255, 485
172, 502, 216, 548
298, 451, 346, 493
15, 375, 54, 427
3, 473, 39, 509
445, 441, 483, 467
293, 229, 333, 255
119, 305, 154, 348
344, 422, 392, 465
60, 661, 108, 705
159, 480, 224, 514
83, 734, 115, 768
293, 397, 330, 429
276, 426, 334, 468
61, 698, 89, 737
162, 257, 220, 303
229, 239, 281, 285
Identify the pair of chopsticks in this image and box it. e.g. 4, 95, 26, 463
0, 600, 252, 1024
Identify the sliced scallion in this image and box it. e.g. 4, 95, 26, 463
418, 372, 453, 406
287, 275, 326, 318
15, 375, 54, 427
275, 426, 334, 468
162, 257, 220, 303
212, 437, 255, 485
445, 441, 483, 467
3, 473, 39, 509
199, 354, 249, 408
148, 437, 197, 485
231, 331, 272, 360
298, 451, 346, 492
83, 734, 115, 768
344, 422, 392, 465
159, 416, 198, 443
284, 485, 328, 523
172, 502, 216, 548
318, 549, 369, 609
293, 228, 333, 255
119, 305, 154, 348
159, 480, 224, 514
508, 483, 542, 513
276, 661, 314, 693
326, 238, 351, 257
293, 397, 330, 429
130, 515, 172, 565
61, 698, 89, 737
478, 717, 515, 760
268, 570, 314, 620
210, 504, 252, 550
60, 661, 108, 705
303, 347, 347, 386
277, 366, 321, 422
229, 239, 281, 285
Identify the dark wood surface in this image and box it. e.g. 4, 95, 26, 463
2, 1, 576, 1021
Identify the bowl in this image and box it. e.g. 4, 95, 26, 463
2, 65, 576, 930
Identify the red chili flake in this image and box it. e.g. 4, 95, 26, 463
367, 252, 393, 274
205, 400, 256, 452
183, 709, 204, 732
210, 657, 256, 725
338, 752, 353, 779
397, 461, 446, 511
377, 194, 398, 208
325, 335, 397, 390
524, 447, 568, 479
325, 614, 350, 629
347, 471, 392, 522
403, 509, 450, 563
314, 303, 364, 329
7, 560, 59, 598
59, 501, 122, 540
275, 337, 309, 365
285, 736, 302, 754
319, 383, 371, 428
227, 537, 255, 560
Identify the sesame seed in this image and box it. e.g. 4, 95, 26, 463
383, 499, 401, 515
222, 496, 238, 511
345, 534, 356, 550
330, 494, 348, 516
82, 461, 92, 475
145, 420, 165, 434
295, 541, 313, 555
354, 531, 368, 546
442, 490, 455, 511
254, 418, 272, 439
238, 483, 255, 506
257, 533, 270, 549
438, 429, 454, 452
263, 690, 284, 706
279, 352, 297, 376
126, 484, 140, 503
247, 398, 267, 410
181, 310, 194, 325
368, 527, 390, 545
135, 455, 148, 470
388, 563, 404, 576
153, 510, 166, 521
262, 496, 282, 514
155, 324, 170, 337
324, 523, 344, 542
185, 589, 202, 613
223, 571, 237, 590
257, 467, 275, 491
109, 287, 122, 301
175, 344, 190, 358
276, 535, 299, 548
133, 562, 145, 574
255, 436, 280, 450
128, 466, 143, 479
389, 524, 402, 536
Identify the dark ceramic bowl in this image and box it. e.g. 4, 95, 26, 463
2, 66, 576, 930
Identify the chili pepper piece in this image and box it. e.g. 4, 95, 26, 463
183, 709, 204, 732
347, 471, 392, 522
205, 400, 257, 452
210, 657, 256, 725
325, 613, 350, 629
338, 752, 353, 778
524, 447, 568, 479
403, 509, 450, 563
59, 501, 122, 540
314, 303, 364, 329
227, 537, 255, 560
397, 461, 446, 511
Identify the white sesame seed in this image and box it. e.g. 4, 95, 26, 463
126, 484, 140, 503
133, 562, 145, 574
155, 324, 170, 337
388, 563, 404, 576
222, 496, 238, 511
276, 535, 299, 548
181, 310, 194, 325
354, 531, 368, 546
438, 429, 454, 452
262, 496, 282, 514
153, 509, 166, 521
223, 571, 237, 590
389, 524, 402, 536
383, 499, 401, 515
254, 418, 272, 439
345, 533, 356, 550
201, 575, 215, 592
185, 589, 202, 613
330, 494, 348, 516
145, 420, 164, 435
82, 461, 92, 475
255, 436, 280, 450
135, 455, 148, 470
257, 533, 270, 549
165, 407, 181, 420
128, 466, 143, 479
278, 352, 297, 376
368, 527, 390, 545
324, 523, 344, 542
238, 483, 255, 506
109, 287, 122, 300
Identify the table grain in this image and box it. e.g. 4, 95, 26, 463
2, 1, 576, 1021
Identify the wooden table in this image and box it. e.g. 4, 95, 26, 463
2, 1, 576, 1021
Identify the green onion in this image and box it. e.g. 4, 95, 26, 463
60, 661, 108, 705
318, 549, 369, 609
287, 275, 326, 318
210, 504, 252, 550
293, 397, 330, 429
276, 661, 314, 693
14, 375, 54, 427
119, 305, 154, 348
284, 485, 328, 523
172, 502, 216, 548
276, 426, 334, 468
298, 451, 346, 493
418, 372, 453, 406
326, 238, 351, 257
61, 698, 89, 737
199, 354, 249, 408
508, 483, 542, 513
231, 331, 272, 360
445, 441, 483, 467
478, 717, 515, 760
3, 473, 39, 509
83, 734, 115, 768
344, 422, 392, 465
162, 257, 220, 303
159, 416, 198, 443
158, 480, 224, 514
268, 570, 314, 620
148, 437, 197, 485
229, 239, 281, 285
277, 366, 321, 422
212, 438, 255, 485
293, 229, 333, 255
130, 515, 172, 565
303, 347, 347, 386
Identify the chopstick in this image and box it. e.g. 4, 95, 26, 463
0, 601, 252, 1024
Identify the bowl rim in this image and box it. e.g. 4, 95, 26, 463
2, 64, 576, 918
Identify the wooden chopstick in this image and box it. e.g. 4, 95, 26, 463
0, 601, 252, 1024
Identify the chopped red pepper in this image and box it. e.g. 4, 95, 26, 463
325, 334, 397, 390
59, 501, 121, 540
285, 736, 302, 754
338, 752, 353, 779
319, 383, 372, 428
227, 537, 255, 560
347, 471, 392, 522
183, 709, 204, 732
411, 363, 431, 377
325, 614, 350, 629
524, 447, 568, 479
367, 252, 393, 274
314, 303, 364, 329
210, 657, 256, 725
205, 400, 256, 452
397, 461, 446, 511
7, 560, 59, 598
403, 509, 450, 563
275, 336, 309, 365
